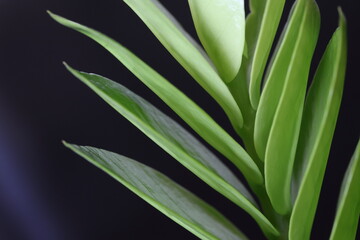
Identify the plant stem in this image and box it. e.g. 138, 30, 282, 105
228, 65, 290, 239
241, 110, 290, 239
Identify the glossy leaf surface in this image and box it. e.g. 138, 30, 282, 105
123, 0, 244, 132
63, 65, 278, 236
330, 139, 360, 240
48, 12, 262, 186
64, 143, 248, 240
255, 0, 320, 214
189, 0, 245, 83
246, 0, 286, 109
290, 11, 347, 240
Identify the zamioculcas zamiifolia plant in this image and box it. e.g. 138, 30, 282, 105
48, 0, 359, 239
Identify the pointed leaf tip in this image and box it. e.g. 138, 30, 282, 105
51, 13, 259, 184
64, 66, 277, 235
66, 143, 249, 240
47, 10, 59, 20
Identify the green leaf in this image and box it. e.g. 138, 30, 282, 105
123, 0, 244, 132
289, 10, 347, 240
47, 11, 262, 186
245, 0, 266, 76
254, 0, 320, 214
330, 139, 360, 240
64, 143, 248, 240
246, 0, 286, 109
188, 0, 245, 83
63, 65, 279, 237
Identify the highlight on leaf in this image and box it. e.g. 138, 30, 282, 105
189, 0, 245, 83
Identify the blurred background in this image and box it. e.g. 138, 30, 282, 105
0, 0, 359, 239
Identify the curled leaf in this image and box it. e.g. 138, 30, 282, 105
189, 0, 245, 83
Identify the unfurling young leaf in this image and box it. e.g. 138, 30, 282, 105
188, 0, 245, 83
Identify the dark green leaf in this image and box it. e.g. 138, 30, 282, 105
64, 142, 248, 240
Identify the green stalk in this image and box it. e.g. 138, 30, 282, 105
228, 64, 289, 240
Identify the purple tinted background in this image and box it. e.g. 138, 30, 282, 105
0, 0, 359, 239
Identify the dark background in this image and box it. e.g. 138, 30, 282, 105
0, 0, 359, 239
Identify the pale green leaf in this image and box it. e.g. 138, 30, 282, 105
246, 0, 286, 109
123, 0, 244, 132
63, 65, 279, 236
330, 139, 360, 240
64, 142, 248, 240
289, 10, 347, 240
188, 0, 245, 83
47, 11, 262, 186
254, 0, 320, 214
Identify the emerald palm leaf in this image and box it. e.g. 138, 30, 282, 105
255, 0, 320, 214
64, 64, 278, 236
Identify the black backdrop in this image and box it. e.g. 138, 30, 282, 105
0, 0, 359, 239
